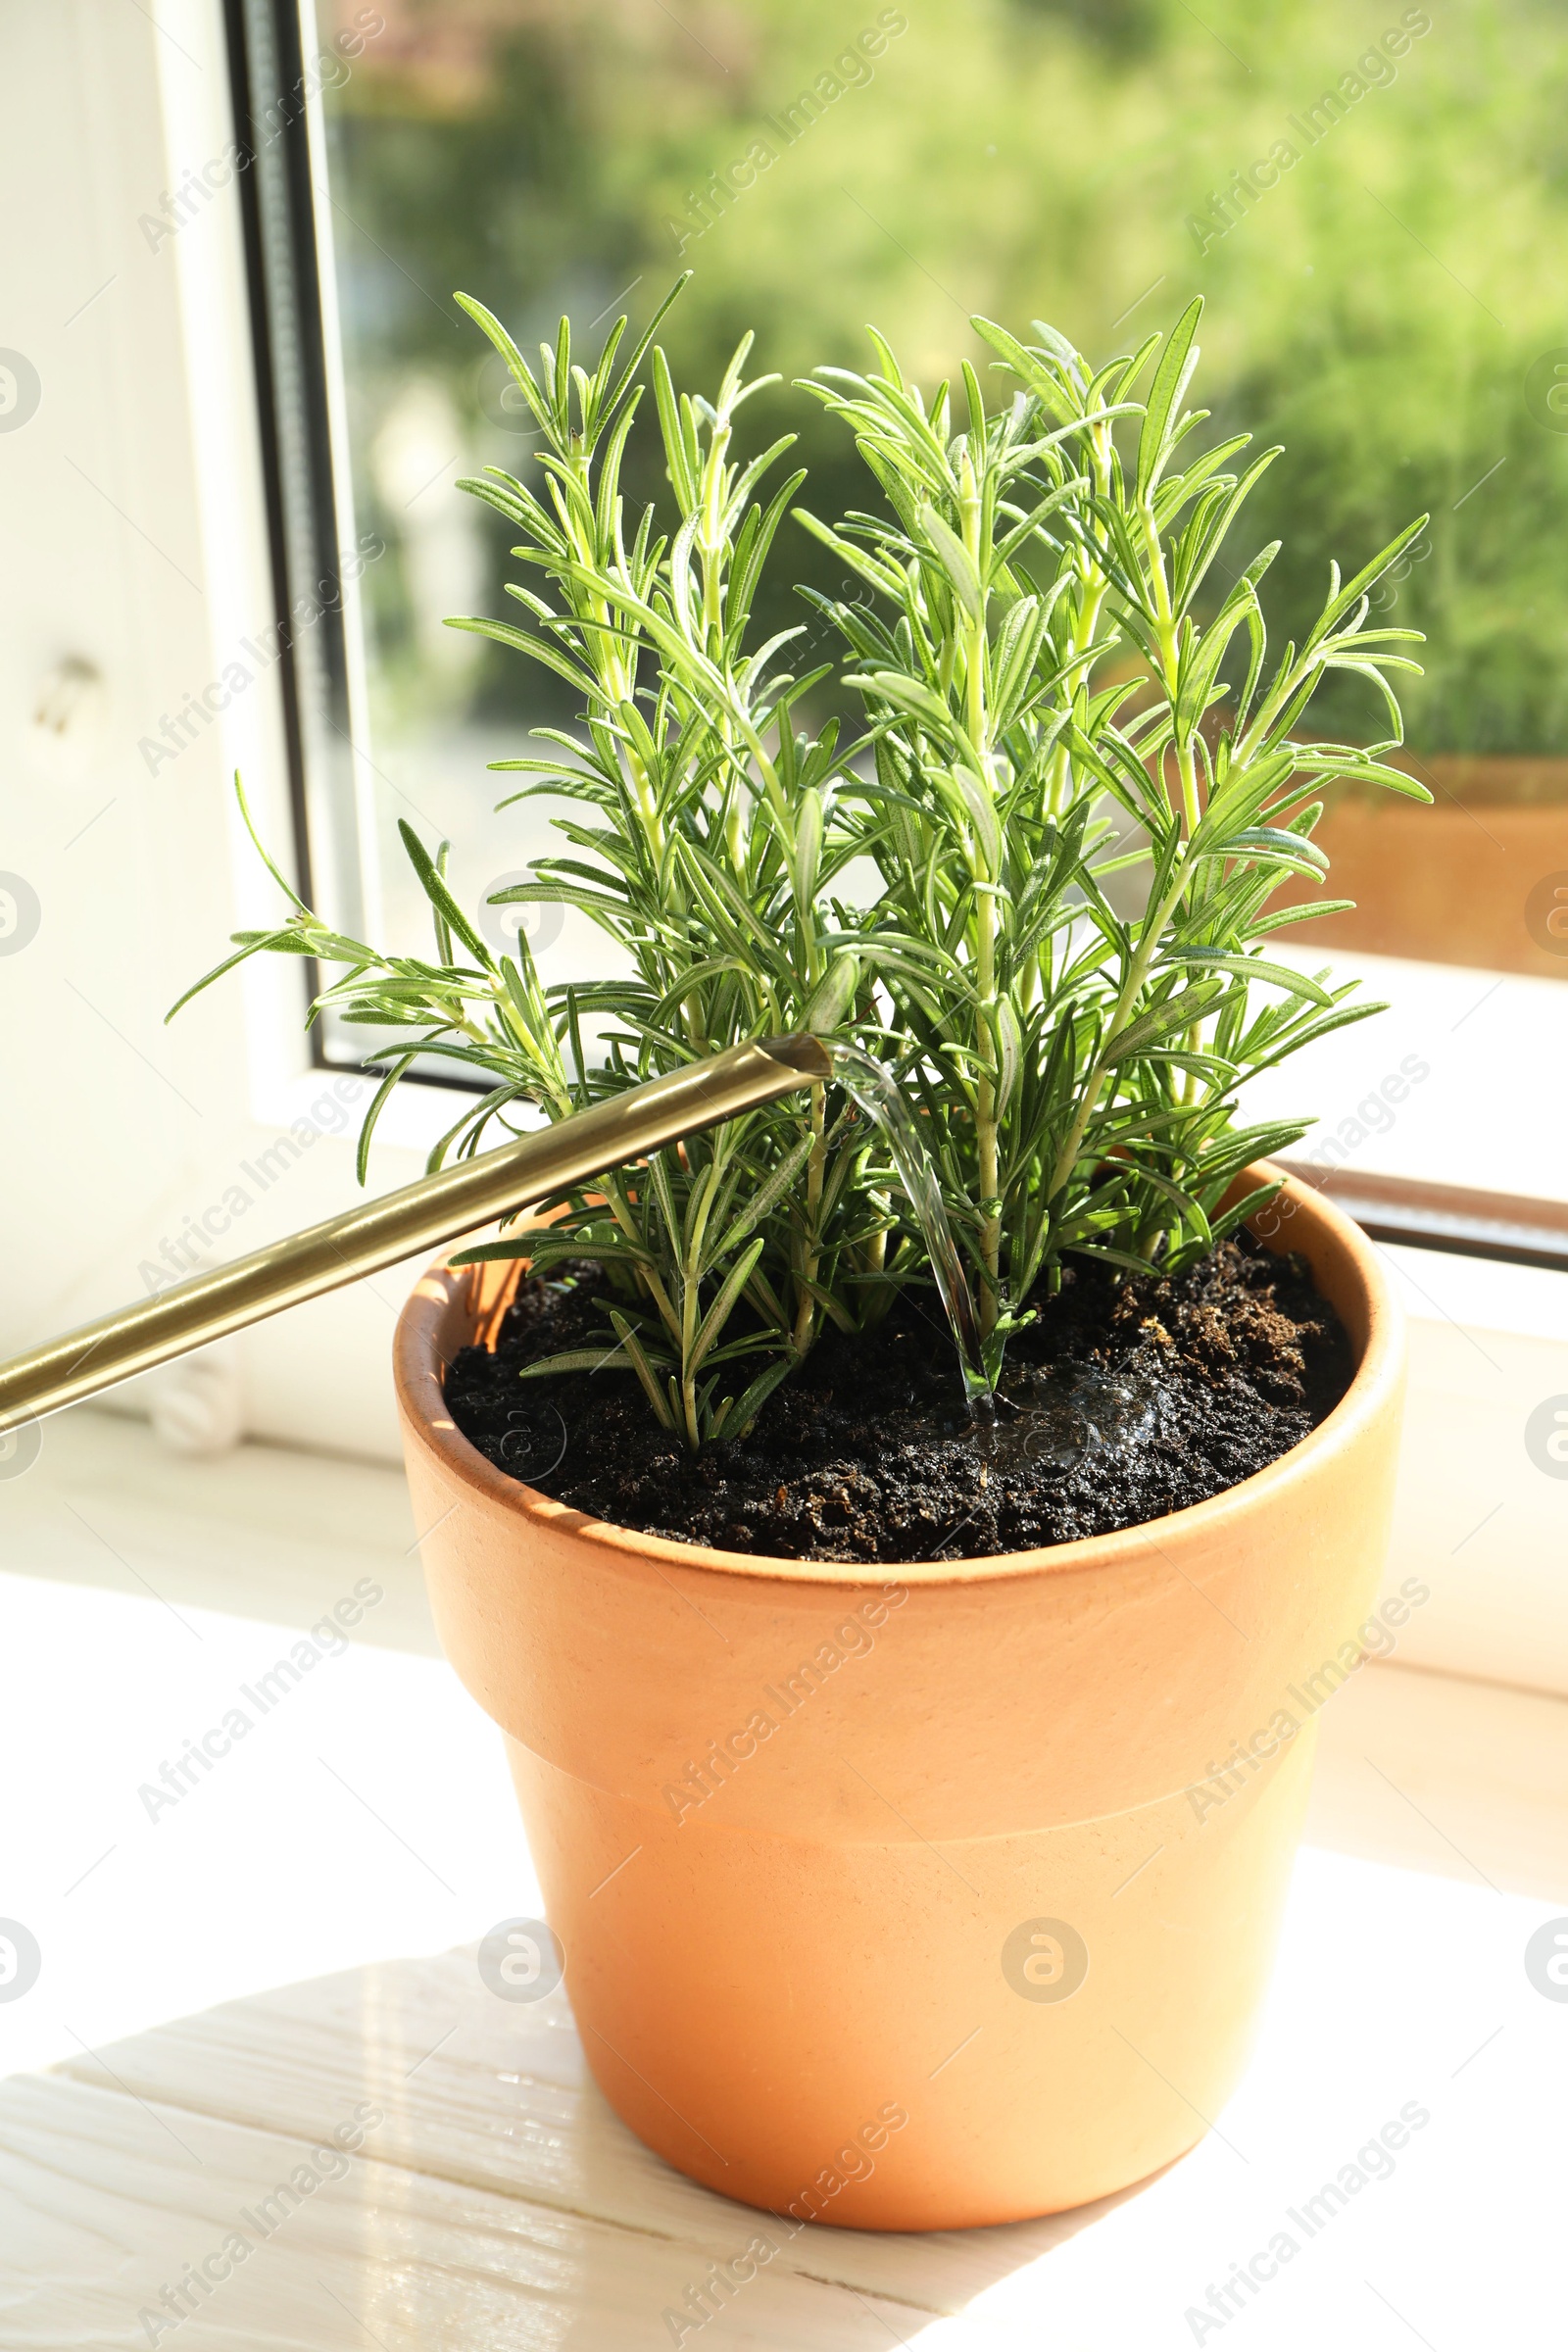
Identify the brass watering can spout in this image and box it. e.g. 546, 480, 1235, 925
0, 1034, 832, 1434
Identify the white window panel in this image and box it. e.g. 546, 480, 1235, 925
0, 0, 439, 1465
1, 0, 1561, 1708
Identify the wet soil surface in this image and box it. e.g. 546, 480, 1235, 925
441, 1235, 1353, 1563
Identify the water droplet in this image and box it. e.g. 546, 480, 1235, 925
977, 1359, 1157, 1478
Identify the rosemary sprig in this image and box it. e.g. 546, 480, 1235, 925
174, 285, 1426, 1446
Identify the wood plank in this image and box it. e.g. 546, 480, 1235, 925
49, 1951, 1115, 2314
42, 1822, 1568, 2338
12, 1832, 1568, 2351
0, 2071, 921, 2350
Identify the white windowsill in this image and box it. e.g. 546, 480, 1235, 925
0, 1412, 1565, 2346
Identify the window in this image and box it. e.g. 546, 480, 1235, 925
234, 0, 1568, 1266
0, 0, 1559, 1678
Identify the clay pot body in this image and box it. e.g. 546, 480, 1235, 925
1273, 753, 1568, 979
395, 1168, 1404, 2230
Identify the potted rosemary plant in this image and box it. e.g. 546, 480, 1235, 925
180, 286, 1422, 2228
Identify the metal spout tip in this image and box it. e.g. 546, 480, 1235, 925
0, 1032, 835, 1430
759, 1032, 835, 1081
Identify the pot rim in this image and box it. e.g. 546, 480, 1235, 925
394, 1160, 1403, 1590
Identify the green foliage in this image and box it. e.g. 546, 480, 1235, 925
799, 301, 1427, 1350
174, 288, 1425, 1446
324, 0, 1562, 752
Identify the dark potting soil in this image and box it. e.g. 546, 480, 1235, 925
441, 1234, 1354, 1564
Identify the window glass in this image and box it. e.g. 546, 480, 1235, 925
302, 0, 1568, 1184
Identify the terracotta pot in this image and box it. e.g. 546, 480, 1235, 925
394, 1165, 1404, 2230
1274, 753, 1568, 980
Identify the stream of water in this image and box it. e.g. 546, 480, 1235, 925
824, 1043, 996, 1421
824, 1041, 1157, 1477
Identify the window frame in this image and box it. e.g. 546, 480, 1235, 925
231, 0, 1568, 1258
226, 0, 477, 1092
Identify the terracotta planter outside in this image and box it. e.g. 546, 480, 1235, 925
1274, 753, 1568, 979
395, 1164, 1405, 2230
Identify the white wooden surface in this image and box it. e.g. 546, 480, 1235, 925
2, 1413, 1567, 2347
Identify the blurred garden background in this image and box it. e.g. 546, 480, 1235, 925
313, 0, 1568, 981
